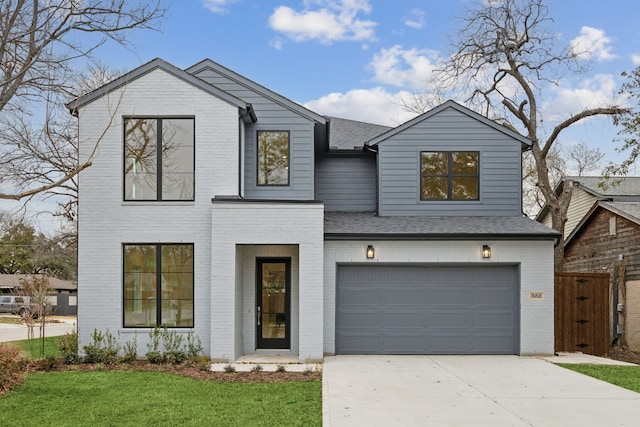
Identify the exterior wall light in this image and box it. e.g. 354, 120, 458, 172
366, 245, 375, 259
482, 245, 491, 259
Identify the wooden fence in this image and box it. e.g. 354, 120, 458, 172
555, 273, 610, 356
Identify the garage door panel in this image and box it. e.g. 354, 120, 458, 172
336, 265, 518, 355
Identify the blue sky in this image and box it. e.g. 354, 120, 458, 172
92, 0, 640, 134
11, 0, 640, 233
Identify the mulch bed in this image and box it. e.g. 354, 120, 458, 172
607, 346, 640, 365
27, 359, 322, 383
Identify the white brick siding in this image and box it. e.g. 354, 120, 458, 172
211, 202, 324, 362
323, 239, 555, 355
77, 68, 241, 354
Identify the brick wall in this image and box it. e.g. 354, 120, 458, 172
323, 239, 555, 355
77, 68, 241, 355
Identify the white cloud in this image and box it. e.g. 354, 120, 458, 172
268, 0, 376, 45
404, 9, 425, 29
200, 0, 239, 14
304, 87, 419, 126
570, 26, 616, 62
368, 45, 441, 90
632, 54, 640, 66
543, 74, 619, 123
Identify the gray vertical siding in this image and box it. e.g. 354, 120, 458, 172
315, 155, 377, 211
192, 68, 316, 200
378, 107, 523, 216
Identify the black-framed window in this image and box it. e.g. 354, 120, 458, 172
420, 151, 479, 200
124, 117, 195, 201
257, 130, 289, 186
123, 244, 194, 328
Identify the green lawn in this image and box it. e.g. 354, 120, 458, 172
0, 370, 321, 426
7, 336, 60, 360
560, 364, 640, 393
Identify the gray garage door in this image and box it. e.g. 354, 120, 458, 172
336, 265, 518, 355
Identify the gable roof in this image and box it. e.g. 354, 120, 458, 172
327, 116, 391, 150
66, 58, 255, 122
186, 58, 326, 124
565, 200, 640, 245
365, 100, 532, 148
566, 176, 640, 199
534, 176, 640, 222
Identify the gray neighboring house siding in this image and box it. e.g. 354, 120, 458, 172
188, 63, 321, 200
316, 154, 377, 211
373, 102, 525, 217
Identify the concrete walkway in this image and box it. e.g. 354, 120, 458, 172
323, 355, 640, 426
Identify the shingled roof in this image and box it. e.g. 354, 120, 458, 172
327, 116, 391, 150
325, 212, 559, 239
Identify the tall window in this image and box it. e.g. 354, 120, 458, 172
420, 151, 479, 200
124, 118, 195, 201
123, 244, 194, 328
257, 130, 289, 186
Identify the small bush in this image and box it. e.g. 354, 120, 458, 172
223, 364, 235, 373
121, 333, 138, 363
163, 330, 186, 365
146, 328, 166, 364
83, 329, 120, 364
186, 332, 203, 359
0, 344, 27, 395
276, 364, 286, 372
251, 364, 264, 372
36, 355, 58, 370
58, 331, 80, 365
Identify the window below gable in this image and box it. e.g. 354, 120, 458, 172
124, 117, 194, 201
420, 151, 479, 201
257, 130, 290, 186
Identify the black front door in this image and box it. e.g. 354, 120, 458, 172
256, 258, 291, 349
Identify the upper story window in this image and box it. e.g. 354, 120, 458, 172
257, 130, 289, 186
420, 151, 479, 200
123, 243, 194, 328
124, 118, 194, 201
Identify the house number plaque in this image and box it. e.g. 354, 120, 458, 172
529, 291, 544, 301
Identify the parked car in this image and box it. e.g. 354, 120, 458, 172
0, 295, 41, 318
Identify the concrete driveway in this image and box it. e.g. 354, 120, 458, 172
323, 355, 640, 426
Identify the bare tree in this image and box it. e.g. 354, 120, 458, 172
0, 1, 165, 217
416, 0, 626, 269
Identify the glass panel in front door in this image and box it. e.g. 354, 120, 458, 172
259, 262, 287, 342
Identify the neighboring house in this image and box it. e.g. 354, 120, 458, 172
0, 274, 77, 315
68, 58, 557, 362
536, 176, 640, 350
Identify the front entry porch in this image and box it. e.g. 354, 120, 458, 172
210, 200, 324, 363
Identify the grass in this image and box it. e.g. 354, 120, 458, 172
7, 336, 60, 360
0, 370, 321, 426
560, 364, 640, 393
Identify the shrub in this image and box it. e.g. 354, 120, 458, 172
58, 330, 80, 365
36, 355, 58, 370
276, 364, 286, 372
163, 329, 186, 365
0, 344, 27, 395
223, 364, 235, 373
146, 328, 166, 364
186, 331, 203, 359
121, 333, 138, 363
83, 329, 120, 364
251, 364, 263, 372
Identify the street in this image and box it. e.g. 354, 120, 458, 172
0, 316, 76, 342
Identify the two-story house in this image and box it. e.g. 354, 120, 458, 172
69, 58, 558, 362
